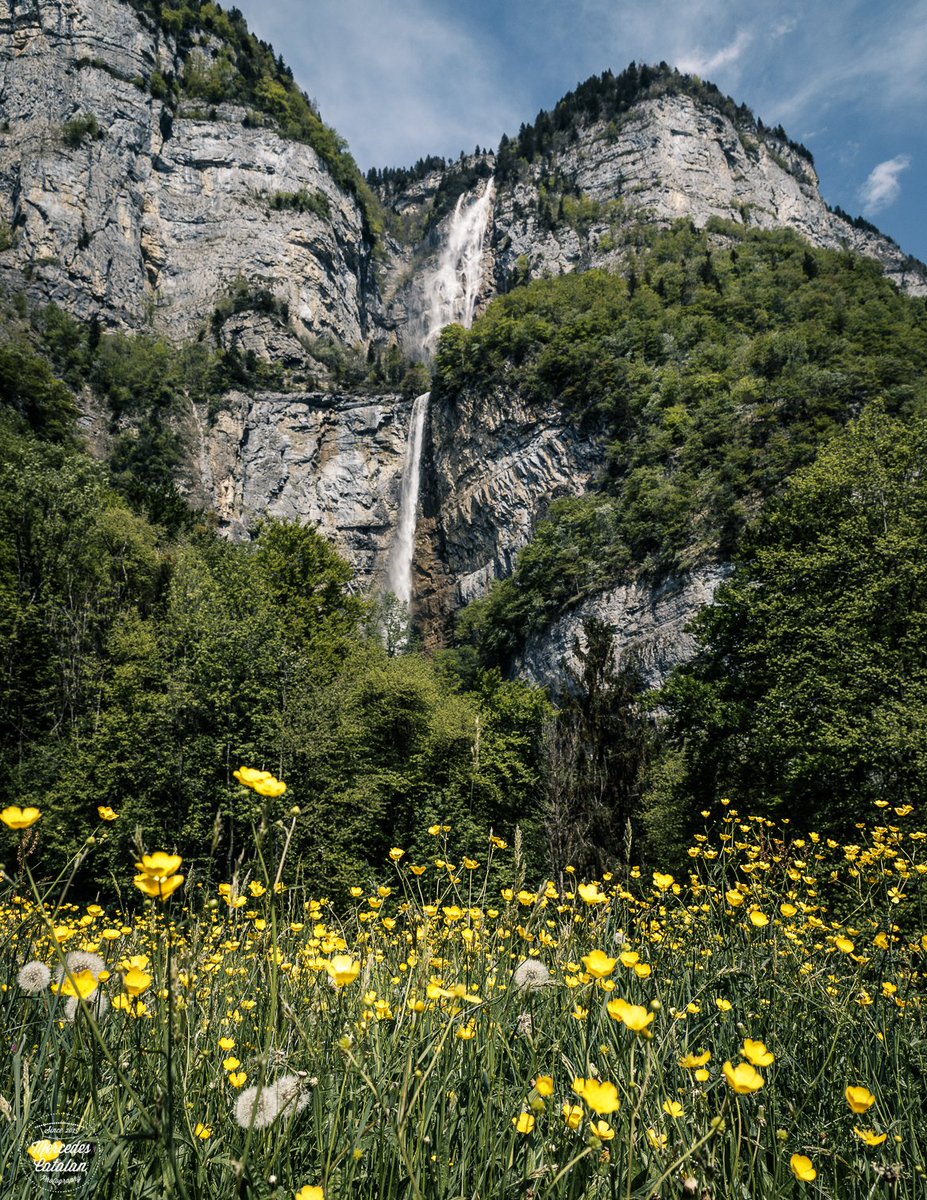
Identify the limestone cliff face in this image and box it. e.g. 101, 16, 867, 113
185, 389, 411, 588
415, 382, 605, 641
517, 565, 732, 695
0, 0, 379, 347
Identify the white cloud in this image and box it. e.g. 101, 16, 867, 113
859, 155, 912, 212
230, 0, 526, 169
677, 30, 751, 77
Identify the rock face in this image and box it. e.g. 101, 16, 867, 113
492, 93, 927, 297
416, 383, 606, 641
0, 0, 379, 346
518, 565, 733, 695
186, 389, 412, 588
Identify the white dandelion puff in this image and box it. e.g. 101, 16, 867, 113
17, 961, 51, 994
512, 958, 550, 992
233, 1074, 310, 1130
65, 950, 106, 978
516, 1010, 534, 1037
65, 991, 109, 1022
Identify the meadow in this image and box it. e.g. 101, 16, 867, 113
0, 779, 924, 1199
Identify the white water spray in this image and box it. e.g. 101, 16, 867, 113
385, 390, 430, 608
419, 178, 495, 357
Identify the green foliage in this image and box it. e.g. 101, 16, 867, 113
0, 339, 77, 442
438, 224, 927, 660
0, 359, 549, 894
268, 188, 331, 220
655, 407, 927, 839
60, 112, 103, 148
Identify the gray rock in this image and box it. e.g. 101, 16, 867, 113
518, 565, 733, 695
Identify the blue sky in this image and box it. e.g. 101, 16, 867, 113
233, 0, 927, 263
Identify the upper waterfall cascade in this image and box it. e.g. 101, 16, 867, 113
419, 180, 495, 357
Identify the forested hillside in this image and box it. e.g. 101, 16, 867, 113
0, 297, 549, 896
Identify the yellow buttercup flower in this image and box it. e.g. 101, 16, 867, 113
97, 806, 118, 821
562, 1102, 583, 1130
534, 1075, 554, 1097
834, 936, 855, 953
590, 1119, 615, 1140
577, 883, 607, 905
723, 1061, 764, 1094
790, 1154, 816, 1181
193, 1123, 212, 1139
653, 872, 675, 890
853, 1127, 888, 1146
134, 873, 185, 900
748, 910, 769, 927
606, 997, 654, 1032
716, 998, 733, 1012
743, 1039, 775, 1067
647, 1128, 668, 1150
582, 949, 617, 978
324, 955, 361, 988
513, 1112, 535, 1133
679, 1049, 711, 1069
846, 1086, 876, 1114
233, 766, 286, 796
123, 968, 152, 996
27, 1139, 63, 1163
1, 805, 41, 829
389, 848, 405, 861
573, 1078, 621, 1115
54, 969, 98, 1000
295, 1188, 325, 1200
136, 852, 182, 878
663, 1099, 684, 1118
229, 1071, 247, 1088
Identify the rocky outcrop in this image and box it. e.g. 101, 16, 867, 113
187, 389, 411, 587
416, 382, 606, 641
487, 94, 927, 298
0, 0, 379, 347
518, 565, 732, 695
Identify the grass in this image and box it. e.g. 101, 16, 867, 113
0, 794, 925, 1198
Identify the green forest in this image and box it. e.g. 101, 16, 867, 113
3, 221, 927, 892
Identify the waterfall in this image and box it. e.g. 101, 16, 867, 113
385, 390, 430, 608
384, 179, 494, 616
419, 178, 495, 357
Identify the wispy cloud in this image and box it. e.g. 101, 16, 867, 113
859, 155, 911, 212
677, 30, 751, 77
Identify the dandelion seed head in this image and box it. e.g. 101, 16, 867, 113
57, 951, 105, 984
17, 960, 51, 994
234, 1074, 310, 1129
512, 958, 550, 992
65, 991, 109, 1022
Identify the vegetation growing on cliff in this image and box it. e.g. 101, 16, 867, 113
125, 0, 384, 237
440, 223, 927, 664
